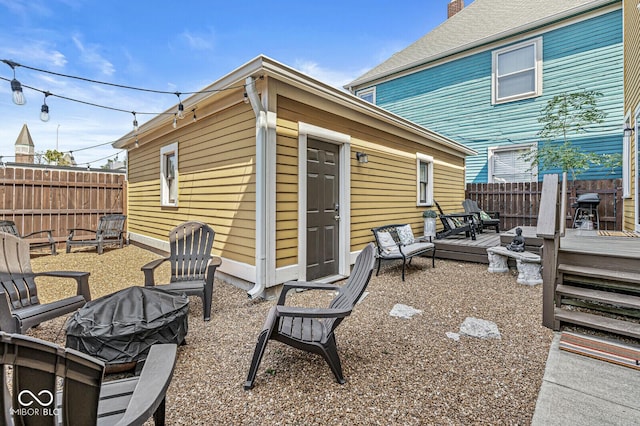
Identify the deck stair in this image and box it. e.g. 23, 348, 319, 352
554, 261, 640, 341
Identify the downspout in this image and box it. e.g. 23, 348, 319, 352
246, 76, 267, 299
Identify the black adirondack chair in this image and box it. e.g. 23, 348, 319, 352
462, 199, 500, 233
434, 200, 476, 240
0, 232, 90, 334
66, 214, 127, 254
0, 219, 56, 255
0, 332, 176, 425
142, 221, 222, 321
244, 243, 376, 390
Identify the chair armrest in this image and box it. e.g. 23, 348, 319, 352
277, 281, 341, 305
0, 289, 17, 333
141, 257, 170, 286
274, 305, 352, 319
67, 228, 98, 240
22, 229, 54, 240
114, 344, 177, 426
34, 270, 92, 302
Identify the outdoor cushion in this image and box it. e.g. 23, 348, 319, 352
445, 216, 463, 230
480, 210, 492, 221
376, 231, 399, 254
396, 224, 415, 245
402, 242, 435, 257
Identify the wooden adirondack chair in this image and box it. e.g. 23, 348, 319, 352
142, 221, 222, 321
244, 243, 376, 390
0, 332, 176, 426
462, 199, 501, 233
0, 232, 91, 334
0, 219, 57, 255
66, 214, 127, 254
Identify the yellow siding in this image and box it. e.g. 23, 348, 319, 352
623, 0, 640, 231
275, 95, 466, 266
128, 103, 257, 265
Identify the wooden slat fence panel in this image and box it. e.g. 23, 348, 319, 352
0, 165, 127, 246
466, 178, 622, 231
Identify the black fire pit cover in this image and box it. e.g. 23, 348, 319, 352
66, 286, 189, 368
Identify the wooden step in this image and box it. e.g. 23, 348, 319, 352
558, 264, 640, 286
556, 284, 640, 310
554, 308, 640, 340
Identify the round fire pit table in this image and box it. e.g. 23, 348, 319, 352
66, 286, 189, 372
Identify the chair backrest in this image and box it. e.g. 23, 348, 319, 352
326, 243, 375, 332
0, 232, 39, 309
96, 214, 127, 239
168, 221, 215, 283
462, 199, 480, 214
0, 220, 20, 238
0, 332, 105, 425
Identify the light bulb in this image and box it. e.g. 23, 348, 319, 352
40, 104, 50, 122
177, 103, 185, 119
11, 79, 25, 105
192, 110, 197, 122
243, 92, 250, 104
133, 119, 139, 132
172, 116, 177, 129
134, 138, 139, 148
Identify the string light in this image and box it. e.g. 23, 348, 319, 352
176, 93, 185, 119
132, 112, 138, 132
172, 114, 177, 129
243, 92, 250, 104
134, 138, 139, 148
192, 108, 197, 122
40, 92, 50, 122
2, 60, 26, 105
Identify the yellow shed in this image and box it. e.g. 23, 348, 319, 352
113, 55, 475, 298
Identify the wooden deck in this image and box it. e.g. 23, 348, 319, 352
434, 231, 500, 263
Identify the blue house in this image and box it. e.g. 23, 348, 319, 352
347, 0, 623, 183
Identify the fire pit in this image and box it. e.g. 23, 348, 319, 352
66, 286, 189, 372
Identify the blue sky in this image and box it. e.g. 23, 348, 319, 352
0, 0, 470, 166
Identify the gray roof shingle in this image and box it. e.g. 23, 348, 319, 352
348, 0, 616, 88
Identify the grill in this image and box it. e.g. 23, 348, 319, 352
572, 193, 600, 230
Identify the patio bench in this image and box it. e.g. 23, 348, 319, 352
371, 224, 435, 281
486, 245, 542, 286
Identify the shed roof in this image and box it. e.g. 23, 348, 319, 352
14, 123, 34, 147
347, 0, 617, 88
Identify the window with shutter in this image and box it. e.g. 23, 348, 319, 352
488, 144, 536, 183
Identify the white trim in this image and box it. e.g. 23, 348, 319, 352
297, 122, 351, 282
488, 142, 537, 183
635, 105, 640, 232
416, 153, 434, 206
492, 37, 543, 104
160, 142, 178, 207
623, 111, 632, 199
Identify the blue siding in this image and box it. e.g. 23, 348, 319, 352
374, 9, 623, 183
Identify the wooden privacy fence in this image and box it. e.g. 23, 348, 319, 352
0, 165, 127, 247
466, 178, 622, 231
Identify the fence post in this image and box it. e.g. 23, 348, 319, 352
537, 174, 560, 329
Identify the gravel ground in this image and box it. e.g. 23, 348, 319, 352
29, 245, 554, 425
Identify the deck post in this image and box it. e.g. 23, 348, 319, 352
536, 174, 560, 329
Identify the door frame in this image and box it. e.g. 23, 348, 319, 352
298, 122, 351, 282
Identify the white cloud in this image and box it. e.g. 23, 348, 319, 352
180, 29, 214, 51
293, 59, 367, 90
72, 34, 115, 76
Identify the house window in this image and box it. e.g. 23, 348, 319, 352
492, 38, 542, 104
357, 87, 376, 104
160, 142, 178, 206
416, 153, 434, 206
488, 144, 537, 183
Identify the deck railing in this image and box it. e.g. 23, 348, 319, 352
536, 174, 560, 329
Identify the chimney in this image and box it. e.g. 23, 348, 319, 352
448, 0, 464, 18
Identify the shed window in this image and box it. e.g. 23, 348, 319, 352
492, 38, 542, 104
416, 153, 434, 206
488, 144, 537, 183
160, 142, 178, 207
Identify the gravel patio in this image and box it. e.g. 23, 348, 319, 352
29, 244, 553, 425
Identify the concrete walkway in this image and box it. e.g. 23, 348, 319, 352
532, 333, 640, 425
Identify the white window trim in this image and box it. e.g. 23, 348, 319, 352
492, 37, 543, 105
488, 142, 538, 183
356, 87, 376, 104
416, 153, 434, 207
160, 142, 178, 207
623, 112, 632, 199
635, 105, 640, 233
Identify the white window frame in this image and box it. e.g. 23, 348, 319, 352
488, 143, 537, 183
622, 112, 632, 199
160, 142, 179, 207
357, 87, 376, 104
492, 37, 543, 104
635, 105, 640, 232
416, 153, 434, 207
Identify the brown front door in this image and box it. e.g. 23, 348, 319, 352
306, 138, 340, 281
